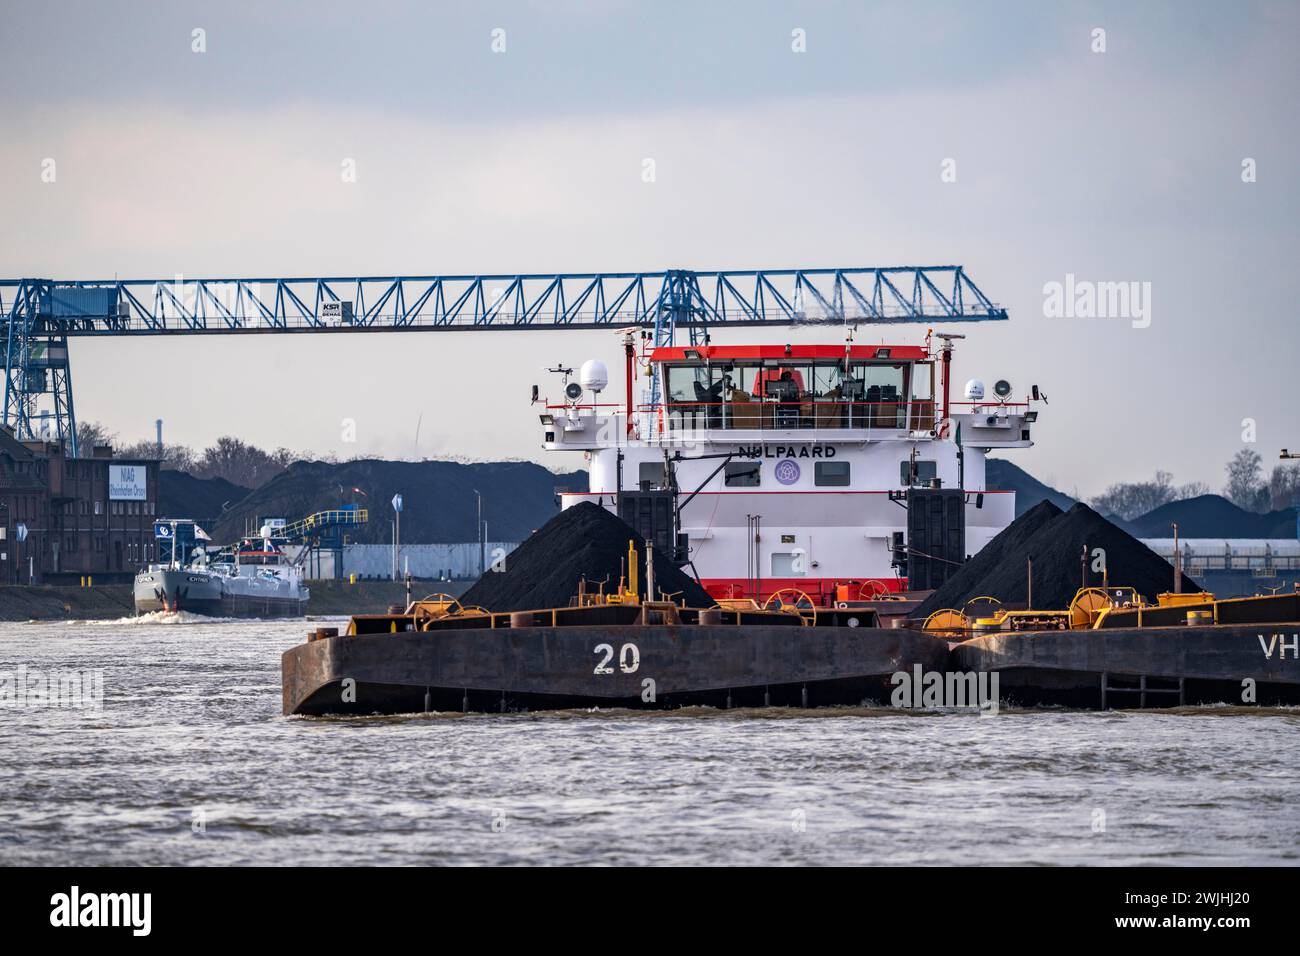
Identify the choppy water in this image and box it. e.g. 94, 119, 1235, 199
1, 616, 1297, 866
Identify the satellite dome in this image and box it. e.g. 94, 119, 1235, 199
964, 378, 986, 400
579, 359, 609, 394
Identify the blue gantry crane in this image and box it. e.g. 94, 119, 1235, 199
1, 266, 1007, 454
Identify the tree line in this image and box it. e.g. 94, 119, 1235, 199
1092, 449, 1300, 520
75, 421, 336, 489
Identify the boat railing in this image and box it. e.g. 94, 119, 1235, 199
546, 399, 942, 434
651, 399, 938, 433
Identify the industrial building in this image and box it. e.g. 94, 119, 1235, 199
1140, 538, 1300, 597
0, 424, 159, 584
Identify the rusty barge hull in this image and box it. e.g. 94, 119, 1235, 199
282, 624, 950, 716
953, 624, 1300, 708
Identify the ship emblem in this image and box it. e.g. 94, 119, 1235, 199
774, 459, 801, 485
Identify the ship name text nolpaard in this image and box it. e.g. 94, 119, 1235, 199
891, 665, 1001, 716
736, 444, 838, 460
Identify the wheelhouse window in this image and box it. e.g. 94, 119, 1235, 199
844, 362, 908, 429
658, 355, 924, 431
665, 363, 732, 429
909, 362, 936, 430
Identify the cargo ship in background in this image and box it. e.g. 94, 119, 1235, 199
537, 330, 1044, 606
134, 518, 310, 617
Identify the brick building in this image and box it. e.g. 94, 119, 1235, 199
0, 427, 48, 585
0, 425, 160, 584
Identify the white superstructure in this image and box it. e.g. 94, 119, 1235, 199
537, 333, 1042, 606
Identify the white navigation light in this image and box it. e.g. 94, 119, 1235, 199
964, 378, 986, 401
579, 359, 609, 394
993, 379, 1012, 400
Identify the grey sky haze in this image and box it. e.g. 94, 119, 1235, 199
2, 1, 1297, 498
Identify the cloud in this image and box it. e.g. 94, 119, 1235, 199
2, 9, 1297, 495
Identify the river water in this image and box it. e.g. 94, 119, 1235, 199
1, 615, 1297, 866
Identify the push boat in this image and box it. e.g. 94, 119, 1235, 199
538, 330, 1043, 607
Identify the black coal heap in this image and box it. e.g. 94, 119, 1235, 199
917, 501, 1196, 616
916, 500, 1063, 619
459, 502, 712, 612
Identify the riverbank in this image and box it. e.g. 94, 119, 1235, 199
0, 579, 469, 621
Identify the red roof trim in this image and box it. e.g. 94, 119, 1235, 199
651, 345, 929, 362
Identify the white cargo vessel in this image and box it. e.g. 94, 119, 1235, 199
134, 519, 309, 617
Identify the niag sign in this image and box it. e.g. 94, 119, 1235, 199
109, 464, 147, 501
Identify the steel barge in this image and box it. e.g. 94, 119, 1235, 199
282, 585, 1300, 715
282, 597, 949, 716
950, 591, 1300, 708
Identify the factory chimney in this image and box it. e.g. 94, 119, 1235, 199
155, 419, 163, 459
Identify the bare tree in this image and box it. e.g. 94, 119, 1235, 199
116, 439, 198, 472
73, 420, 118, 456
1090, 471, 1208, 521
1223, 448, 1269, 513
190, 436, 301, 487
1268, 462, 1300, 512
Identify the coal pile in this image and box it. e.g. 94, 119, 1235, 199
158, 471, 251, 525
1127, 494, 1297, 538
917, 502, 1197, 616
459, 502, 713, 612
210, 458, 587, 545
915, 500, 1063, 619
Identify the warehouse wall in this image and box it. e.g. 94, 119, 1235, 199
296, 541, 519, 580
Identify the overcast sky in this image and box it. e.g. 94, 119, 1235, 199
2, 0, 1297, 499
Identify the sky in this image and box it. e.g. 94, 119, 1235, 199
2, 0, 1297, 499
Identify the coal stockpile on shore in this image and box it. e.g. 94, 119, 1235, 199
917, 502, 1196, 617
158, 471, 251, 524
459, 502, 712, 612
915, 500, 1063, 619
210, 458, 587, 545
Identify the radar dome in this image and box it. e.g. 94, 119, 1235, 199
964, 378, 986, 400
579, 359, 609, 394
